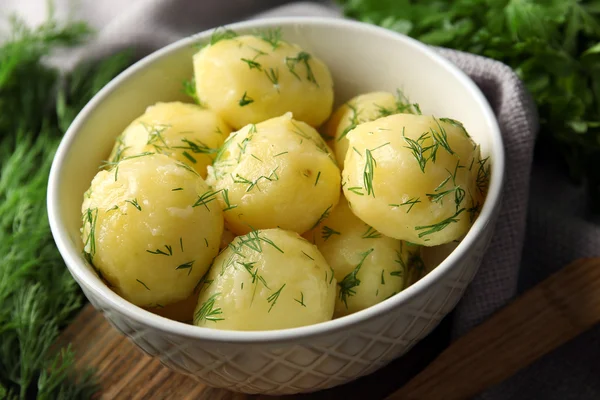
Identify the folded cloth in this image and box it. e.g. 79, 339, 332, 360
8, 0, 598, 398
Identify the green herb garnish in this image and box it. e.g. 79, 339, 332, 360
176, 261, 194, 276
136, 279, 150, 290
255, 27, 283, 49
194, 293, 224, 323
267, 284, 286, 312
321, 226, 341, 241
238, 91, 254, 107
285, 51, 319, 86
338, 249, 374, 308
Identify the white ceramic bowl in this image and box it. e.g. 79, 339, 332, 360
48, 17, 504, 395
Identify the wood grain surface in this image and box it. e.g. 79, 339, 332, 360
57, 258, 600, 400
388, 257, 600, 400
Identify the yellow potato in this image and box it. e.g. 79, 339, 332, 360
219, 227, 237, 250
146, 291, 199, 323
342, 113, 486, 246
108, 102, 231, 178
193, 34, 334, 130
304, 198, 424, 317
324, 91, 419, 168
81, 154, 224, 307
206, 113, 341, 235
193, 229, 336, 331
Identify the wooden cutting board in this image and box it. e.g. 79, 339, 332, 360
57, 258, 600, 399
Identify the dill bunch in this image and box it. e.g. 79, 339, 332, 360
0, 16, 131, 399
338, 0, 600, 211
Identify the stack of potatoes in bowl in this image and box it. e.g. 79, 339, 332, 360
80, 28, 489, 331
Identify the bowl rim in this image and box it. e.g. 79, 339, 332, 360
48, 16, 505, 343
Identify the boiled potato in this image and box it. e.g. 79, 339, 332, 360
219, 227, 236, 249
147, 291, 199, 323
193, 33, 333, 130
206, 113, 341, 235
193, 229, 336, 331
304, 198, 423, 317
324, 91, 418, 168
343, 113, 486, 246
108, 102, 231, 178
81, 154, 224, 307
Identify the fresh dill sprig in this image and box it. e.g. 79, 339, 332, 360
476, 156, 491, 196
314, 171, 322, 186
209, 27, 238, 46
174, 160, 200, 176
285, 51, 319, 86
439, 117, 470, 137
294, 292, 307, 307
375, 89, 421, 118
267, 284, 286, 313
194, 293, 224, 323
264, 67, 280, 91
193, 189, 221, 210
237, 229, 285, 254
82, 208, 98, 260
363, 149, 377, 197
348, 186, 365, 196
238, 91, 254, 107
255, 27, 283, 49
0, 14, 131, 398
415, 208, 466, 238
362, 226, 382, 239
141, 122, 171, 154
221, 188, 237, 212
124, 198, 142, 211
136, 279, 150, 290
338, 249, 374, 308
176, 261, 195, 276
173, 138, 217, 155
392, 197, 421, 213
338, 103, 360, 142
301, 250, 314, 260
146, 245, 173, 256
321, 226, 341, 241
311, 205, 333, 230
402, 129, 430, 173
182, 77, 204, 106
241, 57, 262, 70
231, 167, 279, 192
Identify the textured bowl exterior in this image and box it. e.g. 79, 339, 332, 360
48, 17, 505, 395
82, 213, 497, 395
78, 211, 496, 395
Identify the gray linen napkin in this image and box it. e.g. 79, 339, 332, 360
8, 0, 598, 398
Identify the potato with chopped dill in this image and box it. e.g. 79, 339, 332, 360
323, 91, 420, 168
206, 112, 341, 235
342, 113, 488, 246
107, 102, 231, 178
193, 30, 334, 130
193, 228, 336, 331
81, 154, 224, 307
304, 198, 423, 317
